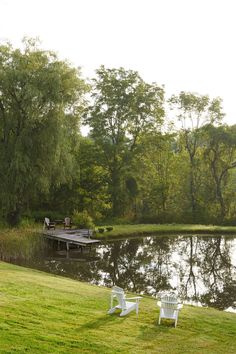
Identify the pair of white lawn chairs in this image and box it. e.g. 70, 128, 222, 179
107, 286, 183, 327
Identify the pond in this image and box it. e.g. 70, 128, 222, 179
1, 233, 236, 312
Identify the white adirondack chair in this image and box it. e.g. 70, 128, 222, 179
157, 294, 183, 327
107, 286, 142, 317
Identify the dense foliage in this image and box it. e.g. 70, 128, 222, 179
1, 40, 236, 226
0, 39, 88, 225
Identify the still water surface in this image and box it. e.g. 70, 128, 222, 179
1, 234, 236, 311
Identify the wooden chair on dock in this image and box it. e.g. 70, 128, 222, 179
44, 217, 56, 230
63, 217, 73, 229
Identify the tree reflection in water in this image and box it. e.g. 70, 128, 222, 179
1, 234, 235, 311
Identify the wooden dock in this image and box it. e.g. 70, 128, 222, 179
43, 229, 100, 251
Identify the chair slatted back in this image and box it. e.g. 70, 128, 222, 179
64, 217, 71, 226
44, 217, 50, 226
111, 286, 126, 310
161, 295, 178, 311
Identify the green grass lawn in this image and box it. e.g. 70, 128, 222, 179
0, 261, 235, 354
95, 223, 236, 239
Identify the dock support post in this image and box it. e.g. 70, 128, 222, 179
66, 242, 69, 251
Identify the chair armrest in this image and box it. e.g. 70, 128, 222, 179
126, 297, 142, 300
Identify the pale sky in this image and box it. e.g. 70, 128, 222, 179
1, 0, 236, 125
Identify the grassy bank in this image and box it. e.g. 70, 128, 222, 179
95, 224, 236, 239
0, 262, 235, 353
0, 226, 44, 261
1, 223, 236, 240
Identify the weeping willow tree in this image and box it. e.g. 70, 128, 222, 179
0, 39, 88, 225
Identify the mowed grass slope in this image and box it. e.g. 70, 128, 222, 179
0, 262, 235, 354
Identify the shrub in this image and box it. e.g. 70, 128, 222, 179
19, 217, 36, 228
72, 210, 94, 229
106, 226, 113, 232
98, 228, 105, 233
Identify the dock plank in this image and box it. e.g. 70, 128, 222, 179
43, 229, 100, 246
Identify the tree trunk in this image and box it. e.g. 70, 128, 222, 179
111, 168, 121, 216
6, 207, 21, 226
211, 158, 226, 222
189, 164, 197, 221
216, 177, 226, 221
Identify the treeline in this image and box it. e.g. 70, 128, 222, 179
0, 40, 236, 226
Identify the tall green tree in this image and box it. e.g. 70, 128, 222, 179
169, 92, 224, 221
0, 39, 88, 225
203, 124, 236, 221
131, 132, 178, 222
84, 66, 165, 216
